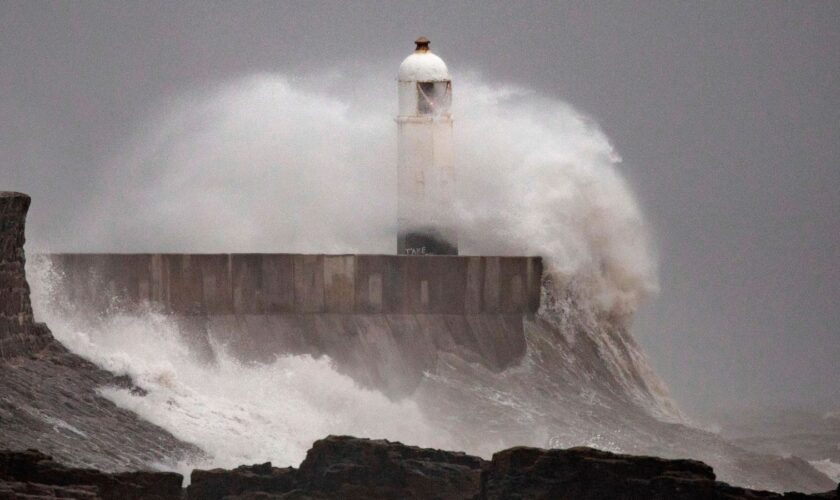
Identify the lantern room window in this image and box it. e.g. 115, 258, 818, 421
417, 81, 452, 115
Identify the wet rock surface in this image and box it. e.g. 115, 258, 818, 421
0, 191, 198, 471
0, 342, 200, 471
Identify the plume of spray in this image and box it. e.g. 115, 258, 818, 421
82, 68, 657, 316
28, 256, 449, 474
450, 77, 657, 317
30, 67, 665, 470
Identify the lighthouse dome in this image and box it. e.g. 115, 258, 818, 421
398, 39, 450, 82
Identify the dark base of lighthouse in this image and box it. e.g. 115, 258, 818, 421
398, 229, 458, 256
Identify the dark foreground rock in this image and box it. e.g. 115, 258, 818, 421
188, 435, 484, 500
0, 449, 181, 499
188, 463, 297, 500
184, 435, 838, 500
480, 445, 838, 500
1, 436, 837, 499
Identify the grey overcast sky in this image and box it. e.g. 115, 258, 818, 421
1, 1, 838, 418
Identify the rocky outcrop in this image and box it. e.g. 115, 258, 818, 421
184, 436, 838, 500
0, 449, 182, 499
0, 192, 52, 359
188, 463, 296, 500
188, 435, 484, 500
480, 445, 716, 499
295, 435, 484, 499
479, 446, 839, 499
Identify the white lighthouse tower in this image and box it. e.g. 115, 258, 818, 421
397, 37, 457, 255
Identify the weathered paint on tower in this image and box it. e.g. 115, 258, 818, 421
397, 37, 457, 255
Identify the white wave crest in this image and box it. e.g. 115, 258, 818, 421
27, 257, 445, 472
79, 70, 656, 315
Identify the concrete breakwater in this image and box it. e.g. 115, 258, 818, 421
45, 254, 542, 316
41, 253, 543, 396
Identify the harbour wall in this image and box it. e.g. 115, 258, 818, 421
41, 253, 543, 395
44, 254, 543, 316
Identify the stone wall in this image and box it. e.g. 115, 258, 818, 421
45, 253, 543, 315
0, 192, 51, 359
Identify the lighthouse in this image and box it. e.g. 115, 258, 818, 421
397, 37, 457, 255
